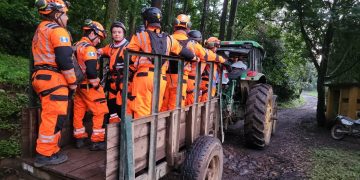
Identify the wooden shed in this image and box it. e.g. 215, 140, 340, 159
325, 83, 360, 122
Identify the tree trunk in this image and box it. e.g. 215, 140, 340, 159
219, 0, 229, 40
103, 0, 119, 45
151, 0, 162, 9
128, 10, 137, 38
200, 0, 209, 37
183, 0, 189, 13
226, 0, 238, 40
316, 69, 326, 126
163, 0, 174, 32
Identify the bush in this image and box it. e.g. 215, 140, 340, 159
0, 92, 28, 121
0, 137, 20, 158
0, 53, 30, 90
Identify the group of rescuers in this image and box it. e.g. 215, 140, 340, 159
32, 0, 231, 167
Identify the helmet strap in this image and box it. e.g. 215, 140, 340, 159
87, 31, 99, 44
55, 11, 65, 27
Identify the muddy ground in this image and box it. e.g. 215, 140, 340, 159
222, 94, 360, 179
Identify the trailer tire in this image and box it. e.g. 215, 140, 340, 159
182, 136, 223, 180
244, 83, 274, 149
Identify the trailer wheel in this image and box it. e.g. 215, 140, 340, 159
244, 83, 274, 149
182, 136, 223, 180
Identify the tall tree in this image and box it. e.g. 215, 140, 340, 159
226, 0, 238, 40
151, 0, 163, 9
277, 0, 360, 126
219, 0, 229, 40
183, 0, 190, 13
199, 0, 209, 36
163, 0, 175, 32
103, 0, 119, 44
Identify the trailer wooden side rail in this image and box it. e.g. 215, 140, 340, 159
20, 50, 224, 180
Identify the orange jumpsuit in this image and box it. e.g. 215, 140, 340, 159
161, 30, 192, 111
200, 49, 225, 102
185, 43, 225, 105
73, 37, 108, 142
98, 39, 129, 123
127, 27, 187, 118
32, 20, 77, 156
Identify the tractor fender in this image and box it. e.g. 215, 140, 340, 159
246, 72, 266, 83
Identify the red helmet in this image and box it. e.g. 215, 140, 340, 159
173, 14, 192, 29
205, 37, 221, 48
35, 0, 70, 14
83, 19, 107, 39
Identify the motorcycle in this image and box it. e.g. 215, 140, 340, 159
331, 115, 360, 140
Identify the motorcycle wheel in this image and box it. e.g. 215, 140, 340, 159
331, 124, 346, 140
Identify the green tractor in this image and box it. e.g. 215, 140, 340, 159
217, 41, 278, 149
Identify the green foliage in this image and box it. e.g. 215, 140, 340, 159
0, 0, 38, 57
67, 0, 106, 41
0, 137, 20, 158
0, 53, 29, 90
311, 148, 360, 180
0, 91, 29, 121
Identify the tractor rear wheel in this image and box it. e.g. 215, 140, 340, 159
244, 83, 274, 149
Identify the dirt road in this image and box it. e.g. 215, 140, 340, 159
223, 94, 360, 179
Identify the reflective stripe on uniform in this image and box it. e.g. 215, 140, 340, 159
38, 133, 56, 143
88, 78, 99, 83
61, 69, 76, 79
110, 113, 119, 118
141, 32, 148, 52
92, 128, 105, 135
136, 33, 142, 48
73, 127, 86, 135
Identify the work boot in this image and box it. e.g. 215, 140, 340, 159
89, 141, 106, 151
75, 138, 89, 148
34, 152, 68, 167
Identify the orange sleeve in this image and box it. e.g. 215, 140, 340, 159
205, 49, 226, 63
127, 34, 142, 63
169, 36, 183, 55
84, 46, 98, 61
50, 28, 72, 48
51, 28, 77, 84
98, 45, 110, 56
193, 43, 207, 62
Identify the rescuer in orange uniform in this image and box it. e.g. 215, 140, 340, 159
200, 37, 225, 102
184, 31, 227, 105
98, 21, 129, 123
72, 19, 108, 151
127, 7, 195, 118
32, 0, 75, 167
161, 14, 193, 111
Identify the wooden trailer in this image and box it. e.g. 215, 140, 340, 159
20, 51, 225, 180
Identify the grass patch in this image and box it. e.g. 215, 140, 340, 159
278, 96, 305, 109
311, 147, 360, 180
0, 53, 29, 90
